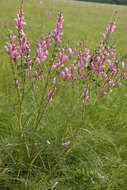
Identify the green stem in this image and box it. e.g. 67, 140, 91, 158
18, 95, 23, 134
17, 77, 26, 178
28, 43, 59, 171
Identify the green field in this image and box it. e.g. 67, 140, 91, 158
0, 0, 127, 189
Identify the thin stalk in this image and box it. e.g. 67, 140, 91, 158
10, 62, 20, 101
17, 79, 26, 178
29, 44, 58, 164
58, 122, 70, 142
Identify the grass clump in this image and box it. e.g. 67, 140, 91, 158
0, 0, 127, 189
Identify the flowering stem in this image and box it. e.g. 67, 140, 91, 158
29, 43, 59, 163
29, 77, 51, 163
10, 61, 20, 100
17, 86, 25, 178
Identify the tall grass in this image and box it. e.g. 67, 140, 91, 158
0, 0, 127, 189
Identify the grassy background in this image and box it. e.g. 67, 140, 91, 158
0, 0, 127, 189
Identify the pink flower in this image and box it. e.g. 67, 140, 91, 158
72, 76, 77, 82
62, 55, 68, 63
80, 74, 87, 79
68, 48, 73, 59
105, 21, 116, 35
94, 71, 98, 76
25, 69, 30, 77
90, 62, 95, 70
101, 72, 107, 80
83, 48, 90, 63
61, 71, 65, 79
70, 64, 74, 71
46, 139, 51, 144
51, 64, 57, 71
121, 61, 125, 69
102, 33, 106, 39
47, 88, 56, 103
98, 173, 105, 180
11, 35, 16, 43
82, 88, 89, 105
107, 59, 112, 67
112, 67, 119, 75
123, 73, 127, 78
78, 67, 84, 74
84, 48, 89, 56
108, 80, 114, 88
115, 82, 121, 87
48, 90, 53, 103
14, 10, 25, 31
52, 181, 58, 189
36, 57, 41, 64
110, 22, 116, 33
84, 56, 90, 63
4, 45, 9, 53
16, 80, 19, 88
20, 82, 23, 89
6, 143, 13, 146
64, 67, 71, 79
63, 141, 71, 147
98, 65, 105, 71
101, 91, 107, 97
96, 56, 101, 62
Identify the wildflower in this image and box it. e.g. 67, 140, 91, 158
20, 82, 23, 89
82, 88, 89, 105
98, 65, 105, 71
80, 74, 87, 79
101, 72, 107, 80
98, 173, 105, 180
62, 67, 71, 80
107, 59, 112, 67
6, 143, 13, 146
62, 55, 68, 63
115, 82, 121, 87
46, 139, 51, 144
52, 181, 58, 189
72, 76, 77, 82
63, 141, 71, 147
48, 88, 56, 103
52, 77, 56, 85
101, 91, 107, 97
108, 80, 114, 88
121, 61, 125, 69
48, 90, 53, 103
70, 64, 75, 72
16, 80, 19, 88
123, 73, 127, 78
84, 48, 90, 56
68, 48, 74, 59
102, 33, 106, 39
61, 71, 65, 79
14, 9, 25, 31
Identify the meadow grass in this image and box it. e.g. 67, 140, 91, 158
0, 0, 127, 189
